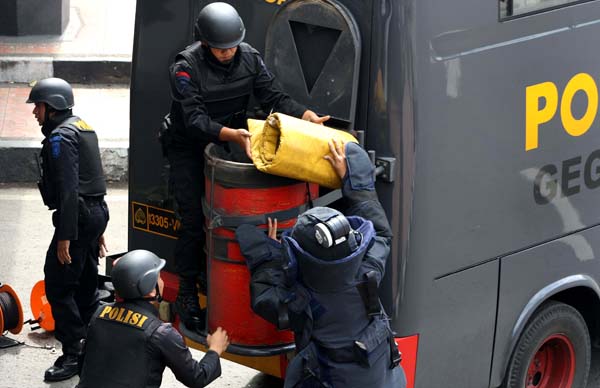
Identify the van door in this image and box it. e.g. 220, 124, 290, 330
263, 0, 361, 129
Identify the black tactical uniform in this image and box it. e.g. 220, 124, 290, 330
77, 300, 221, 388
236, 143, 407, 388
165, 2, 306, 331
28, 78, 109, 382
41, 112, 109, 347
78, 250, 222, 388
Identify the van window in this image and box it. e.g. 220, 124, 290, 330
500, 0, 592, 18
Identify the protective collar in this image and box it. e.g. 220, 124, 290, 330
283, 216, 375, 293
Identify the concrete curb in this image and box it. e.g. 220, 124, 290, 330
0, 56, 131, 84
0, 140, 129, 182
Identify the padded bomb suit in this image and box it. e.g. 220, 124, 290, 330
77, 300, 221, 388
236, 143, 407, 388
39, 112, 109, 357
166, 42, 306, 310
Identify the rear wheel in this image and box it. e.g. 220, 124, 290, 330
504, 301, 590, 388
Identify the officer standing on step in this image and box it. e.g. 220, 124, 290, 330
77, 250, 229, 388
236, 140, 407, 387
163, 2, 329, 333
27, 77, 110, 382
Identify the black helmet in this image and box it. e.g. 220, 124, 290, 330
26, 78, 74, 110
194, 2, 245, 48
111, 250, 166, 300
291, 207, 360, 261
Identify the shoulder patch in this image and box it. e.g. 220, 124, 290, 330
73, 120, 93, 131
49, 135, 61, 158
175, 71, 192, 93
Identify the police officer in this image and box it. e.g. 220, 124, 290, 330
165, 2, 329, 332
236, 140, 407, 387
26, 77, 109, 382
77, 250, 230, 388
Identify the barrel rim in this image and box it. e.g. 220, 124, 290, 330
204, 143, 303, 188
178, 322, 296, 356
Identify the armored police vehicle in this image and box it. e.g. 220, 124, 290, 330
129, 0, 600, 387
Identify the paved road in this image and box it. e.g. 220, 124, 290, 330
0, 184, 282, 388
0, 184, 597, 388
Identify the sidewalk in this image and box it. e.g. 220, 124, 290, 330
0, 83, 129, 182
0, 0, 134, 58
0, 0, 135, 182
0, 0, 135, 84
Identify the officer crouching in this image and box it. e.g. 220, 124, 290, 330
77, 250, 229, 388
27, 78, 110, 382
236, 140, 407, 387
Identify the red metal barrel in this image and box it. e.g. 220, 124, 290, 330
204, 144, 318, 347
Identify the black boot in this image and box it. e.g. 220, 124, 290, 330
176, 277, 205, 332
44, 340, 84, 382
44, 354, 79, 382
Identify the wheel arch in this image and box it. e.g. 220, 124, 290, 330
500, 274, 600, 384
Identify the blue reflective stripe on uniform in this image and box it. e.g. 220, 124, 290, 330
49, 135, 61, 158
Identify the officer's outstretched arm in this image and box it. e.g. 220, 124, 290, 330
236, 224, 292, 329
325, 140, 393, 282
218, 126, 252, 160
253, 55, 306, 119
324, 140, 392, 238
301, 109, 330, 124
156, 324, 221, 388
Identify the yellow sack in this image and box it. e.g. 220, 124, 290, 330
248, 113, 358, 189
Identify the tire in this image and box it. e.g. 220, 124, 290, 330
503, 301, 591, 388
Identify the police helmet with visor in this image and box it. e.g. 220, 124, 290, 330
111, 250, 166, 300
194, 2, 246, 48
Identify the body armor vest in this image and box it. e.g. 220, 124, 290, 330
282, 218, 403, 387
39, 115, 106, 209
284, 217, 376, 349
177, 42, 256, 128
78, 301, 162, 388
74, 122, 106, 197
38, 138, 57, 209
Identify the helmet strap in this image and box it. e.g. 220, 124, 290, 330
140, 284, 162, 303
154, 284, 163, 303
43, 104, 51, 123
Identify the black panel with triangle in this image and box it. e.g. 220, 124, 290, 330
289, 20, 341, 94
